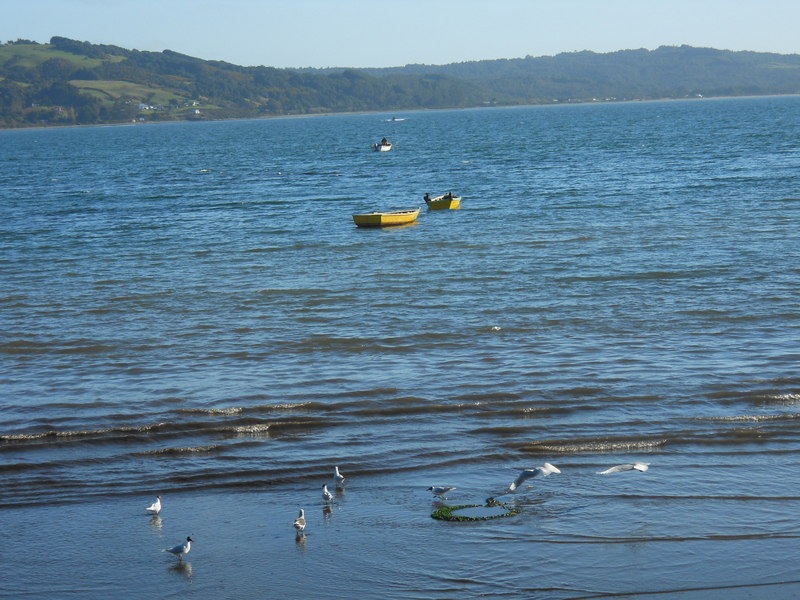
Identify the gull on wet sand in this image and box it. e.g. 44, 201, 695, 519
166, 536, 192, 561
334, 466, 345, 486
146, 495, 162, 515
427, 486, 456, 499
323, 484, 334, 503
508, 462, 561, 492
597, 462, 650, 474
293, 509, 306, 533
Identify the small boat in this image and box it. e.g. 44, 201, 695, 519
353, 207, 420, 228
373, 138, 392, 152
424, 193, 461, 210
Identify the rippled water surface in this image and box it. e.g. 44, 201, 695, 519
1, 97, 799, 599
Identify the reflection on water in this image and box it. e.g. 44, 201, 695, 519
168, 560, 192, 582
149, 516, 163, 530
294, 532, 307, 553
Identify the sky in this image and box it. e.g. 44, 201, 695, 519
3, 0, 799, 69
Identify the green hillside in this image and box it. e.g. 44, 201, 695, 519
2, 37, 800, 128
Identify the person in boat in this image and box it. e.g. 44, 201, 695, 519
424, 193, 431, 203
445, 191, 453, 199
381, 137, 389, 146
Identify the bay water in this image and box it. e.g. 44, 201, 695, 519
1, 96, 799, 599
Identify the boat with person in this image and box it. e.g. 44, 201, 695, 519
352, 207, 420, 228
424, 192, 461, 210
373, 137, 392, 152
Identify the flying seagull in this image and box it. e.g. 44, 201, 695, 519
165, 536, 192, 561
334, 466, 345, 486
293, 508, 306, 533
146, 495, 162, 515
427, 486, 456, 499
597, 462, 650, 474
508, 463, 561, 492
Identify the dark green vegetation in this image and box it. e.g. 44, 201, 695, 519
3, 37, 800, 128
431, 498, 521, 522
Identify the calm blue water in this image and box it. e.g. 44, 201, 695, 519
1, 97, 799, 599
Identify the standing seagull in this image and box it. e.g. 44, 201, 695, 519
322, 483, 334, 503
146, 495, 162, 515
597, 462, 650, 474
293, 509, 306, 533
427, 486, 456, 499
334, 466, 345, 486
508, 463, 561, 492
165, 536, 192, 561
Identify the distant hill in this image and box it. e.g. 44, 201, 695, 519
2, 37, 800, 128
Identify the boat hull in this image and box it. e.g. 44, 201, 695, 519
425, 195, 461, 210
353, 207, 420, 228
374, 143, 392, 152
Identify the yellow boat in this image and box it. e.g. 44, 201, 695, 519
353, 207, 421, 228
424, 193, 461, 210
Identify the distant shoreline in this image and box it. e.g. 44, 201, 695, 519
2, 93, 799, 133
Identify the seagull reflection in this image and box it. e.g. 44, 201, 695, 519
322, 504, 332, 520
168, 560, 193, 581
149, 515, 163, 529
295, 532, 307, 550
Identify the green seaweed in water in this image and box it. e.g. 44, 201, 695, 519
431, 498, 520, 522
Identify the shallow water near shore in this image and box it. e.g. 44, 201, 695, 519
1, 96, 799, 599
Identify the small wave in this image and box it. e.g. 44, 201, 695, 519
515, 437, 667, 454
0, 422, 167, 442
177, 401, 318, 416
232, 424, 271, 434
139, 444, 221, 456
699, 413, 800, 423
179, 406, 244, 416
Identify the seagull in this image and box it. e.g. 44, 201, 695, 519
427, 486, 456, 499
293, 509, 306, 533
334, 466, 345, 486
165, 536, 192, 561
597, 462, 650, 474
146, 495, 162, 515
508, 462, 561, 492
322, 484, 334, 503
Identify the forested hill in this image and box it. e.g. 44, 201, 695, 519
2, 37, 800, 128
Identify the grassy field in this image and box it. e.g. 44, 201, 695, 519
0, 44, 121, 69
69, 80, 186, 104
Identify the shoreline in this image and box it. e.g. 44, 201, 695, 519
2, 93, 799, 133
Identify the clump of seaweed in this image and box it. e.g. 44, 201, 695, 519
431, 497, 520, 522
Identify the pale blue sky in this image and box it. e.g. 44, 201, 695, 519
3, 0, 798, 68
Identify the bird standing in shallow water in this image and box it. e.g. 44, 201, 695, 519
322, 483, 334, 503
427, 486, 456, 499
293, 509, 306, 533
146, 495, 161, 515
597, 462, 650, 474
508, 463, 561, 492
166, 536, 192, 561
334, 466, 345, 486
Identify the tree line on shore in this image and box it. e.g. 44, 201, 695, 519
2, 36, 800, 128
